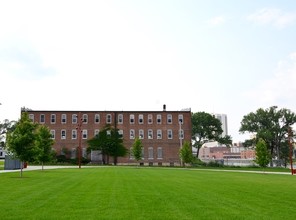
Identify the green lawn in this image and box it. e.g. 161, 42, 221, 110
1, 167, 296, 220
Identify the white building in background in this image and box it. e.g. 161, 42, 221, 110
214, 114, 228, 137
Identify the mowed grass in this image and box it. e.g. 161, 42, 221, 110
1, 167, 296, 220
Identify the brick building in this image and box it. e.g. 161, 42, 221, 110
22, 106, 191, 166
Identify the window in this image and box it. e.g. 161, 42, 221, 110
157, 114, 161, 124
179, 129, 184, 139
82, 130, 88, 139
167, 129, 173, 139
83, 114, 88, 123
106, 114, 112, 124
157, 147, 163, 159
148, 114, 153, 124
118, 129, 123, 139
157, 129, 162, 139
130, 114, 135, 124
178, 114, 184, 124
139, 129, 144, 139
51, 114, 56, 124
61, 114, 67, 124
72, 130, 77, 139
148, 129, 153, 139
130, 129, 135, 139
167, 114, 172, 124
118, 114, 123, 124
138, 114, 144, 124
141, 147, 144, 159
61, 130, 66, 139
95, 114, 100, 123
72, 114, 77, 124
148, 147, 153, 159
29, 114, 34, 122
94, 129, 100, 136
50, 130, 55, 139
107, 130, 111, 136
40, 114, 45, 123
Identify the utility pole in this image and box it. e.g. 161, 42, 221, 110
76, 113, 83, 169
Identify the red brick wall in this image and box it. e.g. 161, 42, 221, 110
24, 110, 192, 165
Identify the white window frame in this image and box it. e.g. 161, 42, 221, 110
148, 129, 153, 139
40, 114, 45, 123
179, 129, 184, 139
130, 129, 135, 139
94, 129, 100, 136
167, 114, 172, 124
83, 114, 88, 124
72, 114, 77, 124
157, 114, 161, 124
167, 129, 173, 139
72, 130, 77, 139
95, 114, 100, 123
61, 129, 66, 139
178, 114, 184, 124
139, 129, 144, 139
118, 114, 123, 124
157, 147, 163, 159
157, 129, 162, 139
51, 114, 56, 124
61, 114, 67, 124
138, 114, 144, 124
130, 114, 135, 124
106, 114, 112, 124
29, 114, 34, 122
148, 147, 154, 159
50, 130, 55, 139
148, 114, 153, 124
82, 129, 88, 139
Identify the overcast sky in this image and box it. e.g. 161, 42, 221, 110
1, 0, 296, 143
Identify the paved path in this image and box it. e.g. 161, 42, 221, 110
1, 165, 294, 175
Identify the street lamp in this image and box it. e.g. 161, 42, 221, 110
76, 113, 83, 169
288, 127, 294, 175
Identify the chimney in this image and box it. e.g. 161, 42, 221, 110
163, 104, 166, 111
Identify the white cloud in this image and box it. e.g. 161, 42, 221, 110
207, 16, 226, 26
247, 8, 296, 28
245, 52, 296, 109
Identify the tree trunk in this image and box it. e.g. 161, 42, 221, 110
42, 161, 44, 171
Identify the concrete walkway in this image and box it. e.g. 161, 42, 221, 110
1, 165, 294, 175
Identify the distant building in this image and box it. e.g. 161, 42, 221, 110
0, 147, 7, 159
22, 106, 192, 166
214, 114, 228, 137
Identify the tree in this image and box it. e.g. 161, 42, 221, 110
191, 112, 232, 157
6, 112, 39, 177
35, 125, 55, 170
179, 141, 193, 166
87, 125, 127, 165
132, 137, 143, 163
254, 138, 270, 169
239, 106, 296, 166
0, 119, 16, 148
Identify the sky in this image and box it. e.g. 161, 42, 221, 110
1, 0, 296, 143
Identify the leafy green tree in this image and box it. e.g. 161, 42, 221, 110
6, 112, 39, 177
35, 125, 55, 170
191, 112, 232, 157
179, 141, 193, 166
132, 137, 143, 163
254, 138, 270, 169
87, 125, 127, 165
239, 106, 296, 166
0, 119, 16, 148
